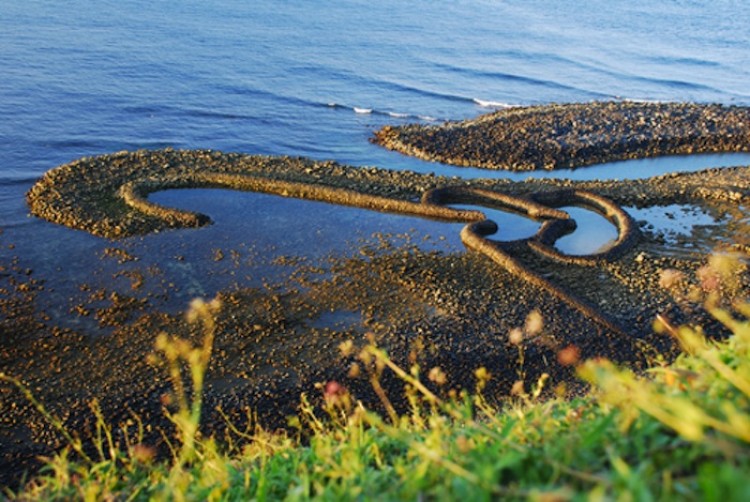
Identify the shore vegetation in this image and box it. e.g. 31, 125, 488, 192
3, 266, 750, 501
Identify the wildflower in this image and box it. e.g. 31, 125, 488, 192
658, 268, 685, 289
131, 443, 156, 464
358, 348, 373, 365
159, 393, 172, 406
508, 327, 524, 345
348, 363, 361, 378
474, 367, 490, 383
186, 296, 222, 323
475, 366, 491, 392
697, 264, 720, 292
428, 366, 447, 386
708, 252, 744, 277
324, 380, 345, 397
524, 310, 544, 336
510, 380, 525, 396
557, 345, 581, 366
323, 381, 350, 407
339, 339, 354, 357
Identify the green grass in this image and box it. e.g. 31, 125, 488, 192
4, 294, 750, 500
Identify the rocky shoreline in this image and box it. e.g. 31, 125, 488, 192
5, 101, 750, 487
373, 101, 750, 170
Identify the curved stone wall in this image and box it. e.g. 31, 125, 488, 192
26, 102, 750, 339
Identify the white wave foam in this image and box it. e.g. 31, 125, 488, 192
622, 97, 666, 104
473, 98, 515, 108
353, 107, 372, 114
418, 115, 438, 122
388, 112, 409, 118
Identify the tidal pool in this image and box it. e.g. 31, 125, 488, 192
147, 188, 624, 285
625, 204, 735, 255
139, 188, 463, 308
389, 152, 750, 181
554, 206, 619, 256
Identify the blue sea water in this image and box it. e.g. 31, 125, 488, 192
1, 0, 750, 320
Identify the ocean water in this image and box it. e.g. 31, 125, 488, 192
1, 0, 750, 320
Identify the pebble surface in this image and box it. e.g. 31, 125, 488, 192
5, 101, 750, 488
373, 101, 750, 170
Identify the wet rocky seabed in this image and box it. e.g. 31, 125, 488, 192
4, 101, 750, 486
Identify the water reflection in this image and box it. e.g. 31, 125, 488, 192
448, 203, 541, 241
148, 188, 623, 269
554, 206, 618, 255
6, 153, 747, 332
376, 152, 750, 182
141, 189, 463, 309
625, 204, 733, 256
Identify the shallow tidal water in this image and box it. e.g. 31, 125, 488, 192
5, 3, 750, 489
1, 0, 750, 325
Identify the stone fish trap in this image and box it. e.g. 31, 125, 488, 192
29, 160, 640, 338
123, 176, 640, 337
